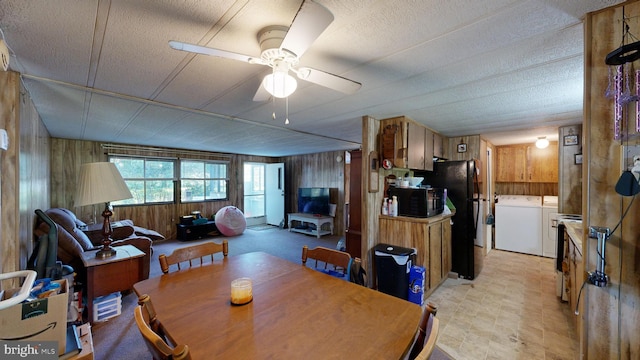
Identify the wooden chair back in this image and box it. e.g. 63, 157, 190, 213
406, 302, 440, 360
134, 294, 191, 360
159, 240, 228, 274
301, 245, 351, 274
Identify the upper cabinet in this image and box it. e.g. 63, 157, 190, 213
424, 128, 434, 171
496, 143, 558, 183
407, 122, 426, 170
379, 116, 436, 171
432, 131, 444, 159
496, 146, 527, 181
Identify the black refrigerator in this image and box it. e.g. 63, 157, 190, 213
416, 160, 482, 280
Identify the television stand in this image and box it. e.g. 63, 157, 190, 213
288, 213, 334, 238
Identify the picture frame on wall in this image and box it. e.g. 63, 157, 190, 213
457, 143, 467, 153
368, 151, 379, 193
564, 134, 579, 146
575, 154, 583, 165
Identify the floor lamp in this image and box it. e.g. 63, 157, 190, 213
75, 162, 133, 259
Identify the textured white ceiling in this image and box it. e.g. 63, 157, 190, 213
0, 0, 624, 156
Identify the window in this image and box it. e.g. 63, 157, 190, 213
110, 156, 176, 205
180, 160, 229, 202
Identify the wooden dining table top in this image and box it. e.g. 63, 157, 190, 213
134, 251, 422, 359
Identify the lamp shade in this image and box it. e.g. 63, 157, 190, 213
263, 71, 297, 98
75, 162, 133, 207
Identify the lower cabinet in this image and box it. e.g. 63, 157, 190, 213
562, 224, 584, 353
379, 215, 452, 295
567, 235, 583, 331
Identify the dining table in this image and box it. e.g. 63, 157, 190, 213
133, 251, 422, 359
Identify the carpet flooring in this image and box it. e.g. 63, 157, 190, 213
91, 227, 455, 360
92, 227, 341, 360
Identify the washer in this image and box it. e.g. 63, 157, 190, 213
495, 195, 542, 256
542, 196, 558, 258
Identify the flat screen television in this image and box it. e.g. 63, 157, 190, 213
297, 188, 330, 215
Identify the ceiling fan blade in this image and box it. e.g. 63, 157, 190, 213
297, 67, 361, 94
169, 40, 258, 63
279, 1, 334, 58
253, 81, 271, 102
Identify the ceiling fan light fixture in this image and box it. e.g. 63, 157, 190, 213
263, 70, 297, 98
535, 136, 549, 149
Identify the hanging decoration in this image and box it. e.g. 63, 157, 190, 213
604, 9, 640, 140
636, 70, 640, 132
614, 65, 623, 140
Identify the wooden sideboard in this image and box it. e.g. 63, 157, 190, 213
378, 214, 452, 296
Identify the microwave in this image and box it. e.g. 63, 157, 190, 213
388, 187, 445, 218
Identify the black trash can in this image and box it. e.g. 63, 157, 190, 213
374, 243, 416, 300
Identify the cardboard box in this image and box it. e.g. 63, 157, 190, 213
0, 279, 69, 354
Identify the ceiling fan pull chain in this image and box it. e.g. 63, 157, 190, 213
272, 95, 276, 120
285, 97, 290, 125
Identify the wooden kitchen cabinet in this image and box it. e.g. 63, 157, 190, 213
424, 128, 434, 171
496, 143, 558, 182
379, 214, 452, 295
407, 122, 426, 170
567, 235, 583, 331
379, 116, 437, 170
527, 145, 558, 182
433, 131, 444, 159
496, 146, 527, 181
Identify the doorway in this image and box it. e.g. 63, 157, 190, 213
243, 162, 285, 227
244, 162, 265, 226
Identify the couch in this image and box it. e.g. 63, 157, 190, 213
34, 208, 163, 282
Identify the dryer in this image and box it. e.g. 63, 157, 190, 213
542, 196, 558, 258
495, 195, 542, 256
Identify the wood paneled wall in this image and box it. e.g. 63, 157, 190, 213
49, 139, 346, 240
0, 71, 51, 288
584, 3, 640, 359
18, 83, 51, 272
494, 183, 558, 196
282, 150, 348, 236
446, 135, 481, 161
0, 70, 20, 278
558, 125, 583, 214
362, 116, 381, 280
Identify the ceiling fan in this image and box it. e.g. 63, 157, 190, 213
169, 0, 361, 101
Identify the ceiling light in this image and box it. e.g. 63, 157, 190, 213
535, 136, 549, 149
263, 61, 297, 98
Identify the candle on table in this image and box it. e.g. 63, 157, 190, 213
230, 277, 252, 305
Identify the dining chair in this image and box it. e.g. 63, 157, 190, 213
406, 302, 440, 360
134, 294, 192, 360
159, 239, 228, 274
301, 245, 351, 276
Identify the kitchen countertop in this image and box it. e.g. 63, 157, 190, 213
379, 212, 454, 224
562, 220, 583, 255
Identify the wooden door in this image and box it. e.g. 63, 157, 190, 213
428, 222, 442, 290
346, 150, 362, 258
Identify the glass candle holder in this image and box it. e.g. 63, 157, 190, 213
230, 277, 253, 305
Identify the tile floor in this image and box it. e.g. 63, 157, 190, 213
427, 249, 578, 360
